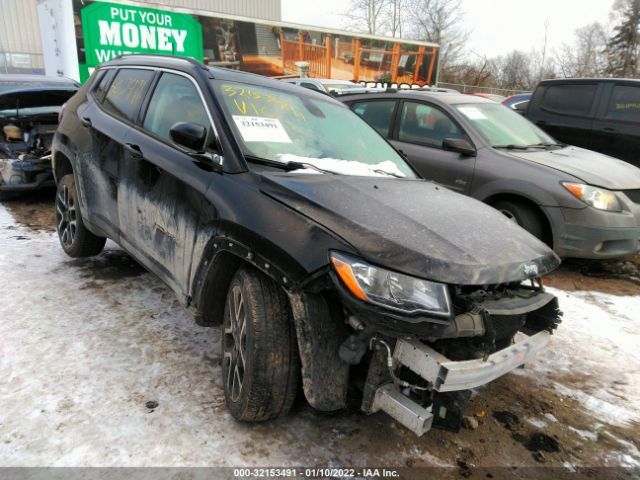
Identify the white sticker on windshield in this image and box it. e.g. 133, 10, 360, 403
232, 115, 292, 143
458, 107, 487, 120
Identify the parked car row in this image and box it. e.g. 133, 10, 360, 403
341, 89, 640, 260
48, 55, 563, 436
3, 56, 637, 437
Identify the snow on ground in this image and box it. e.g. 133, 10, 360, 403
0, 202, 639, 469
514, 287, 640, 428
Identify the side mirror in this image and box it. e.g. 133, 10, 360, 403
443, 138, 476, 157
170, 122, 207, 152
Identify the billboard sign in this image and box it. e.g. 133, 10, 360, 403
73, 0, 439, 86
80, 1, 203, 80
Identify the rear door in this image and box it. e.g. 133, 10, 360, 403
527, 82, 599, 147
591, 82, 640, 167
389, 99, 476, 193
76, 67, 154, 239
119, 70, 218, 296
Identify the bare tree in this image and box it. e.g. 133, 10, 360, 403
555, 22, 609, 78
389, 0, 403, 38
538, 18, 551, 82
403, 0, 469, 72
493, 50, 534, 90
343, 0, 389, 35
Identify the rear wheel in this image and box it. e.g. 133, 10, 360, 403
222, 267, 299, 422
492, 199, 544, 242
56, 174, 106, 257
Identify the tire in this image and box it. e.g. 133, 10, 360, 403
492, 199, 544, 241
55, 174, 106, 257
222, 266, 299, 422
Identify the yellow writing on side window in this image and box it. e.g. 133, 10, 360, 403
109, 77, 148, 107
222, 84, 306, 123
615, 103, 640, 110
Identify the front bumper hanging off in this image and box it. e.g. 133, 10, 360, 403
371, 331, 551, 436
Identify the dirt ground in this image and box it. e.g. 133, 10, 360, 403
1, 193, 639, 479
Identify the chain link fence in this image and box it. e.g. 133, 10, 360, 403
436, 82, 531, 97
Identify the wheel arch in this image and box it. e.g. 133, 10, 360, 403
483, 192, 554, 247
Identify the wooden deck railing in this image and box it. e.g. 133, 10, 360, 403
280, 32, 438, 85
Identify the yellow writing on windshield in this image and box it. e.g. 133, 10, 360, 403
222, 84, 306, 122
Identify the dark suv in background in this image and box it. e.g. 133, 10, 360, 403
526, 78, 640, 168
52, 55, 561, 436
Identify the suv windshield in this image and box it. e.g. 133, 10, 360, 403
212, 80, 415, 177
455, 103, 557, 149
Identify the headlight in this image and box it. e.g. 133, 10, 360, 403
330, 251, 451, 316
562, 182, 622, 212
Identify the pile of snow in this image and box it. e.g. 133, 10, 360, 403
277, 154, 407, 177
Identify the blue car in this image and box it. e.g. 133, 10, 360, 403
502, 92, 531, 114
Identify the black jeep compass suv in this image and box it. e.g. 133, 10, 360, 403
52, 55, 561, 435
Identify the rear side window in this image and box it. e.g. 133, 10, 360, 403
541, 84, 596, 116
103, 68, 154, 122
606, 85, 640, 123
352, 100, 396, 137
143, 73, 211, 146
93, 69, 116, 103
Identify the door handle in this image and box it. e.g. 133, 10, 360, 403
124, 143, 144, 159
536, 120, 547, 126
603, 127, 616, 132
80, 116, 92, 127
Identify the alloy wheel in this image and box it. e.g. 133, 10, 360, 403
223, 285, 247, 402
56, 184, 76, 247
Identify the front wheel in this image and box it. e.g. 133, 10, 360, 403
492, 199, 545, 242
56, 174, 106, 257
222, 267, 299, 422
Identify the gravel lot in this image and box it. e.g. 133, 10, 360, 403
1, 193, 639, 478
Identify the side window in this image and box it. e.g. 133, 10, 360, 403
142, 73, 211, 148
606, 85, 640, 123
541, 84, 596, 117
351, 100, 396, 137
398, 101, 463, 148
103, 68, 154, 122
93, 69, 116, 103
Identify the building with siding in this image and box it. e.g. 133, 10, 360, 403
0, 0, 281, 74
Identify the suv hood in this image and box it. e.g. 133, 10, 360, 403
260, 174, 560, 285
506, 146, 640, 190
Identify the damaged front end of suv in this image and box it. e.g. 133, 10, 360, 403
0, 75, 78, 199
260, 173, 562, 436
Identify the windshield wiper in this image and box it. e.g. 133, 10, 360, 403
526, 142, 565, 149
244, 155, 338, 174
492, 144, 530, 150
373, 169, 403, 178
285, 161, 339, 175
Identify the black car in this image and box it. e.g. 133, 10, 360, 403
526, 78, 640, 168
0, 74, 79, 199
53, 55, 561, 436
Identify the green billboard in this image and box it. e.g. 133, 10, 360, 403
80, 1, 203, 81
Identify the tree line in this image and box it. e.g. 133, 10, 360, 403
344, 0, 640, 91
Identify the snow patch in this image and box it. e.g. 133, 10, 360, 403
277, 154, 407, 177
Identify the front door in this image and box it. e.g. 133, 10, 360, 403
391, 100, 476, 194
119, 71, 217, 297
590, 82, 640, 167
